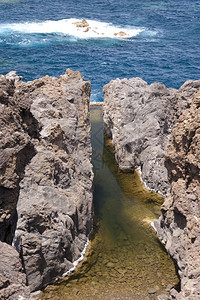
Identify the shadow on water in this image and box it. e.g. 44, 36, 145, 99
40, 106, 179, 300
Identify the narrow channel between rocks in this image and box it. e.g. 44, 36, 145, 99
39, 106, 179, 300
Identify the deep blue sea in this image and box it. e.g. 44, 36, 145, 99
0, 0, 199, 101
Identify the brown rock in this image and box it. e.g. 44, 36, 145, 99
84, 27, 91, 33
114, 31, 127, 36
73, 19, 89, 28
154, 90, 200, 299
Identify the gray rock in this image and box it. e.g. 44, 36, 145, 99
103, 77, 200, 195
157, 294, 170, 300
0, 75, 33, 243
5, 71, 23, 82
0, 241, 30, 299
0, 69, 93, 292
155, 90, 200, 299
103, 77, 200, 298
148, 288, 157, 294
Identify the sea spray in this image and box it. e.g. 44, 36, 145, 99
0, 18, 144, 39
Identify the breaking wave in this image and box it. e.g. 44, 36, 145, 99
0, 18, 145, 39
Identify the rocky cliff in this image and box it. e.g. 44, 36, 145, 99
103, 78, 200, 195
0, 70, 93, 296
103, 78, 200, 298
154, 90, 200, 299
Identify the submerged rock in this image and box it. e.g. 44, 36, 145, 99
103, 77, 200, 195
0, 69, 93, 292
154, 90, 200, 299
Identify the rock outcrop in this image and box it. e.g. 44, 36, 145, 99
0, 74, 33, 244
0, 69, 93, 294
154, 90, 200, 299
0, 241, 30, 299
103, 78, 200, 195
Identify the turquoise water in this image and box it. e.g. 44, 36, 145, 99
0, 0, 199, 101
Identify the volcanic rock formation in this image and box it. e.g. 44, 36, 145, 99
0, 241, 31, 299
154, 90, 200, 299
103, 77, 200, 298
103, 77, 200, 195
0, 69, 93, 296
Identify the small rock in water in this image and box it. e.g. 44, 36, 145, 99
84, 26, 91, 32
106, 262, 115, 268
148, 288, 158, 294
157, 294, 170, 300
165, 284, 173, 292
71, 288, 79, 295
73, 19, 89, 28
31, 290, 42, 298
114, 31, 127, 36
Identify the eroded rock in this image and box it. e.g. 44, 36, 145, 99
154, 90, 200, 299
0, 69, 93, 293
103, 77, 200, 195
0, 75, 36, 244
0, 241, 30, 300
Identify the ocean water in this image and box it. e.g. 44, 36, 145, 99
0, 0, 199, 102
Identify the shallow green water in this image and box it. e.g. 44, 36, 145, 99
40, 107, 178, 300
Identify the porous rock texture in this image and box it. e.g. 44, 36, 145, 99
103, 77, 200, 195
154, 90, 200, 299
0, 241, 30, 299
0, 69, 93, 295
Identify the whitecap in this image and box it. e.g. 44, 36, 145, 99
62, 238, 90, 277
0, 18, 144, 39
18, 39, 31, 45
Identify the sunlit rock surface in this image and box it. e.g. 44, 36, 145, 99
103, 78, 200, 298
0, 70, 93, 293
103, 78, 200, 195
155, 90, 200, 299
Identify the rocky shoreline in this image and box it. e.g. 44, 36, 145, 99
154, 90, 200, 299
103, 78, 200, 299
0, 70, 93, 298
0, 71, 199, 299
103, 77, 200, 196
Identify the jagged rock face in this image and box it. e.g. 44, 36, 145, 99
0, 69, 93, 293
103, 78, 200, 195
154, 90, 200, 299
0, 75, 35, 244
0, 241, 30, 300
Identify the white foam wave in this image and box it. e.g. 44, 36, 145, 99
62, 238, 90, 277
0, 18, 144, 39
